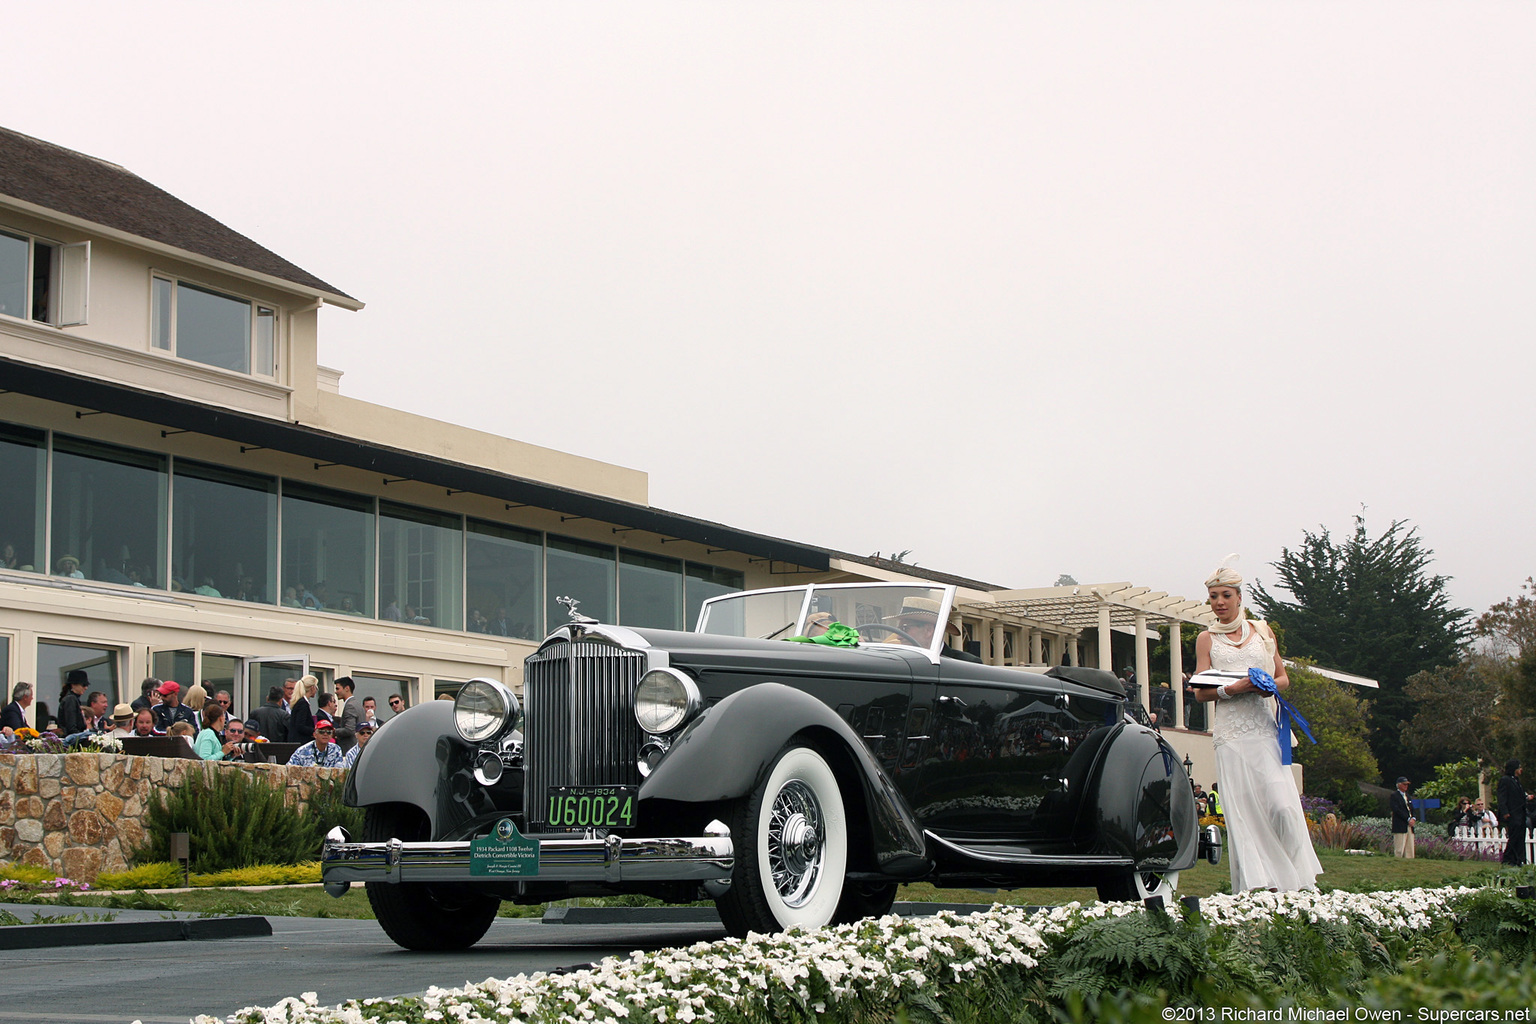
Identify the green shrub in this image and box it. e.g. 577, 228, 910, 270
94, 862, 183, 890
0, 865, 57, 883
1454, 886, 1536, 962
96, 860, 322, 891
136, 767, 355, 872
306, 773, 364, 840
1336, 786, 1380, 819
190, 863, 321, 887
1056, 951, 1536, 1023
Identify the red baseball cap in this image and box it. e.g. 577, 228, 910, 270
158, 681, 181, 696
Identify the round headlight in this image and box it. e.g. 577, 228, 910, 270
454, 678, 520, 744
634, 668, 700, 735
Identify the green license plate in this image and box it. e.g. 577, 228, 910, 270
546, 786, 638, 829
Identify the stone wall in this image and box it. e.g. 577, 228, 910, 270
0, 753, 346, 882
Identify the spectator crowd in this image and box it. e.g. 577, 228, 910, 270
2, 674, 400, 770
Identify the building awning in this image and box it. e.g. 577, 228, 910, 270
962, 582, 1217, 635
0, 357, 831, 572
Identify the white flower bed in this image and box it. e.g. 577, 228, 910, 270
188, 885, 1477, 1024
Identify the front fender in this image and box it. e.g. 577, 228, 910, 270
642, 682, 929, 877
1088, 723, 1199, 872
346, 701, 476, 837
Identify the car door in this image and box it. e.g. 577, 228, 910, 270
900, 666, 1117, 843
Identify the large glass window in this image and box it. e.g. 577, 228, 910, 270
151, 649, 195, 689
0, 424, 46, 574
379, 502, 462, 630
172, 460, 276, 602
50, 436, 167, 588
280, 482, 374, 616
349, 673, 414, 721
545, 536, 615, 627
466, 520, 542, 639
245, 659, 309, 720
202, 654, 242, 719
620, 550, 683, 630
685, 563, 745, 630
37, 640, 121, 710
151, 276, 275, 376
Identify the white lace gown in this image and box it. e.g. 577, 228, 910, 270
1209, 623, 1322, 892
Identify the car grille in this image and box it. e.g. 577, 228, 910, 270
523, 639, 647, 830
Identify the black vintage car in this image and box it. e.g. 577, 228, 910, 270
323, 583, 1212, 949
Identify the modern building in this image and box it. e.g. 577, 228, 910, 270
1, 125, 1219, 758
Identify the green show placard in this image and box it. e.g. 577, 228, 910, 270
469, 819, 541, 877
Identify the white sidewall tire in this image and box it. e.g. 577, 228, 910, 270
754, 745, 847, 930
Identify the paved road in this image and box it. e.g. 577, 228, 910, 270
2, 914, 729, 1024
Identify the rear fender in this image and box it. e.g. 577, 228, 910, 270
1087, 723, 1199, 872
641, 682, 929, 877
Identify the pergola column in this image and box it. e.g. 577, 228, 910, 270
1030, 629, 1043, 664
1169, 622, 1183, 728
1134, 612, 1150, 711
991, 622, 1005, 667
1097, 605, 1112, 670
1068, 638, 1080, 666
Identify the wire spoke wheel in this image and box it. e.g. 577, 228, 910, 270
767, 779, 825, 908
1098, 867, 1180, 903
715, 738, 849, 937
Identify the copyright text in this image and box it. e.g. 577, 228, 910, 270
1160, 1010, 1532, 1022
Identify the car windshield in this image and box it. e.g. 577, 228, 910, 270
697, 583, 954, 655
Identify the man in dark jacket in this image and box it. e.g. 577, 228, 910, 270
1390, 777, 1416, 859
1, 682, 32, 731
249, 687, 290, 742
333, 677, 362, 752
130, 677, 161, 713
150, 681, 197, 732
1497, 759, 1532, 867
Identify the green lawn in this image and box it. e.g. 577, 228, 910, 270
898, 848, 1496, 906
43, 848, 1498, 921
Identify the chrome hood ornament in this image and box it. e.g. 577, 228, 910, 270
556, 595, 599, 626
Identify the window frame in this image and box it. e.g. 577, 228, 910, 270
148, 272, 279, 378
0, 227, 89, 327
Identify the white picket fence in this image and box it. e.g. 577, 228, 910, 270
1451, 825, 1536, 863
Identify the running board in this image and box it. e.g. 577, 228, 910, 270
924, 831, 1133, 869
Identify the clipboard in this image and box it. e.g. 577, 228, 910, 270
1187, 670, 1247, 689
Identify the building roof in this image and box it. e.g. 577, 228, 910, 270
0, 126, 356, 305
830, 553, 1007, 593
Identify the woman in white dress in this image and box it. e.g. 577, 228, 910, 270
1195, 564, 1322, 892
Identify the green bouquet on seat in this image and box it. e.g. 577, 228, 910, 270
785, 621, 860, 647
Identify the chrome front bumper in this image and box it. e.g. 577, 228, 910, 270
320, 825, 734, 896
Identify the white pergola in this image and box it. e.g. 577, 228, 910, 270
955, 582, 1219, 715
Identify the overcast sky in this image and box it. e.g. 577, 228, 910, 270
6, 2, 1533, 617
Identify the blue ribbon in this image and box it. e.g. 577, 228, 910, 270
1248, 668, 1316, 765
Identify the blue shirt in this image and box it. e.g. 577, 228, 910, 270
287, 740, 345, 768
